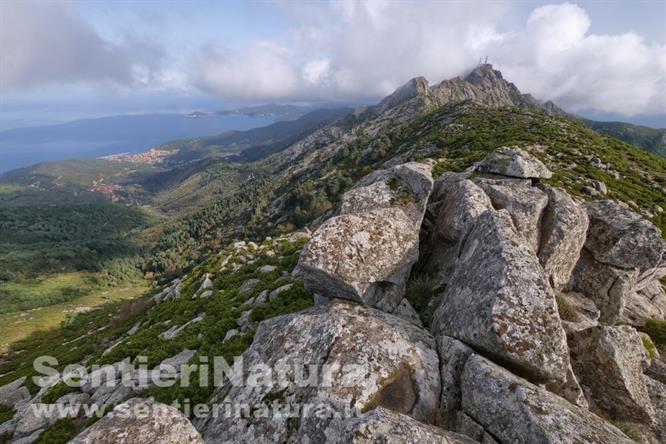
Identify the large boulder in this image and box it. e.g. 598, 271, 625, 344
460, 355, 633, 444
339, 161, 433, 225
623, 280, 666, 326
437, 336, 475, 424
0, 377, 30, 409
537, 185, 589, 290
474, 177, 548, 252
434, 179, 492, 242
568, 326, 655, 423
325, 407, 478, 444
572, 250, 639, 324
295, 208, 419, 311
70, 398, 203, 444
584, 200, 664, 270
418, 178, 492, 289
203, 301, 440, 443
475, 147, 552, 179
432, 210, 570, 383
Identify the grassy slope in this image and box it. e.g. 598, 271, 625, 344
142, 104, 666, 277
0, 235, 312, 443
583, 119, 666, 158
0, 282, 146, 353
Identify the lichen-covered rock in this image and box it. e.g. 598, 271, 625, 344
419, 178, 492, 289
14, 403, 64, 436
327, 407, 478, 444
537, 185, 589, 290
339, 161, 433, 225
461, 355, 633, 444
437, 336, 474, 423
295, 208, 419, 311
435, 179, 492, 242
203, 301, 440, 443
572, 249, 638, 324
568, 325, 655, 423
474, 177, 548, 252
70, 398, 203, 444
392, 298, 422, 326
0, 376, 30, 409
584, 200, 664, 270
623, 280, 666, 325
475, 147, 552, 179
432, 210, 570, 383
645, 377, 666, 443
555, 291, 600, 334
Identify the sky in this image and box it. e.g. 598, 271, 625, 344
1, 0, 665, 127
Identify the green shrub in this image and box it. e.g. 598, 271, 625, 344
555, 295, 578, 321
35, 418, 78, 444
642, 336, 657, 360
642, 318, 666, 345
406, 276, 435, 314
41, 381, 79, 404
0, 405, 15, 424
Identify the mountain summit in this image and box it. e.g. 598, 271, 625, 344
367, 64, 564, 119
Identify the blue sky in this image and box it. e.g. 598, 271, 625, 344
1, 1, 665, 127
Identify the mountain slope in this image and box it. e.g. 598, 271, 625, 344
145, 65, 665, 274
582, 118, 666, 157
0, 64, 665, 444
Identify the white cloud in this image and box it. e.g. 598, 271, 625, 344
193, 1, 665, 117
195, 42, 301, 100
492, 3, 666, 116
0, 2, 163, 92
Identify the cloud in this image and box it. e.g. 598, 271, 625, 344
193, 1, 665, 117
491, 3, 666, 116
195, 43, 301, 100
0, 2, 164, 92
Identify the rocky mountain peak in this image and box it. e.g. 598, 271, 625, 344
372, 76, 430, 115
366, 64, 562, 119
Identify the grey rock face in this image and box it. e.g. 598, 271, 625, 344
572, 249, 639, 324
436, 336, 475, 423
475, 177, 548, 252
537, 185, 589, 290
328, 407, 478, 444
568, 325, 655, 423
419, 178, 492, 289
623, 280, 666, 325
584, 200, 664, 270
435, 179, 492, 243
392, 298, 422, 326
461, 355, 633, 444
556, 291, 600, 334
295, 208, 419, 311
340, 161, 434, 226
203, 301, 440, 443
70, 398, 203, 444
475, 147, 552, 179
14, 403, 63, 436
0, 376, 30, 409
645, 377, 666, 443
432, 210, 569, 383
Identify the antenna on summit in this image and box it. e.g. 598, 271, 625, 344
484, 56, 488, 65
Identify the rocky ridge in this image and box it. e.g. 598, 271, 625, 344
0, 148, 664, 443
201, 148, 664, 443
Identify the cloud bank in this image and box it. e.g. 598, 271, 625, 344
2, 1, 664, 117
196, 1, 665, 116
0, 2, 163, 91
